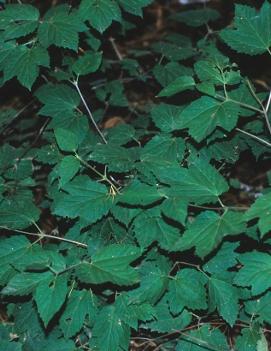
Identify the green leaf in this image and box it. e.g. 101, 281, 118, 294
53, 175, 113, 223
203, 242, 239, 277
206, 139, 241, 164
220, 2, 271, 55
167, 269, 207, 314
0, 236, 29, 266
127, 258, 169, 304
245, 291, 271, 325
91, 304, 130, 351
176, 324, 229, 351
96, 80, 128, 107
235, 328, 261, 351
50, 112, 89, 144
60, 290, 97, 338
194, 57, 240, 86
35, 274, 68, 327
76, 244, 141, 285
257, 331, 268, 351
151, 103, 184, 133
12, 245, 50, 272
115, 295, 155, 329
117, 0, 152, 17
153, 62, 193, 87
161, 196, 187, 225
176, 211, 244, 258
38, 5, 86, 51
58, 155, 80, 187
106, 124, 135, 146
208, 277, 239, 326
146, 298, 191, 333
0, 44, 49, 89
79, 0, 121, 33
234, 252, 271, 295
54, 128, 79, 152
152, 38, 195, 61
85, 32, 101, 51
172, 8, 220, 27
0, 4, 39, 40
0, 265, 16, 286
133, 210, 181, 251
35, 338, 75, 351
72, 51, 102, 76
229, 83, 261, 116
35, 83, 80, 119
196, 81, 216, 96
0, 341, 22, 351
157, 76, 195, 97
178, 96, 240, 142
139, 134, 185, 172
245, 192, 271, 237
111, 205, 141, 227
118, 179, 164, 206
2, 272, 53, 296
90, 144, 138, 172
138, 145, 184, 184
157, 157, 229, 204
0, 201, 40, 229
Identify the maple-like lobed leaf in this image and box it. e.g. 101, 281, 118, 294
220, 1, 271, 55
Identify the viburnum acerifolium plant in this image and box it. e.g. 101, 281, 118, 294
0, 0, 271, 350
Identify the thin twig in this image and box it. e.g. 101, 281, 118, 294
178, 261, 205, 272
246, 79, 264, 109
215, 94, 263, 114
4, 118, 50, 173
265, 90, 271, 112
0, 226, 88, 248
1, 100, 34, 135
246, 79, 271, 136
109, 37, 123, 61
74, 152, 120, 193
189, 203, 249, 211
236, 128, 271, 147
218, 197, 226, 208
264, 90, 271, 135
170, 261, 210, 278
72, 79, 107, 144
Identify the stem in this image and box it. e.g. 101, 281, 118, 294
16, 118, 50, 164
0, 226, 88, 248
72, 79, 107, 144
74, 152, 120, 193
170, 261, 209, 279
230, 98, 263, 113
218, 197, 226, 208
236, 128, 271, 147
265, 90, 271, 112
109, 37, 123, 61
263, 108, 271, 136
223, 83, 228, 99
215, 94, 263, 114
264, 90, 271, 135
246, 79, 271, 136
246, 78, 264, 108
1, 100, 34, 134
188, 203, 249, 211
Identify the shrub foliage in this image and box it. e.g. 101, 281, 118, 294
0, 0, 271, 350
